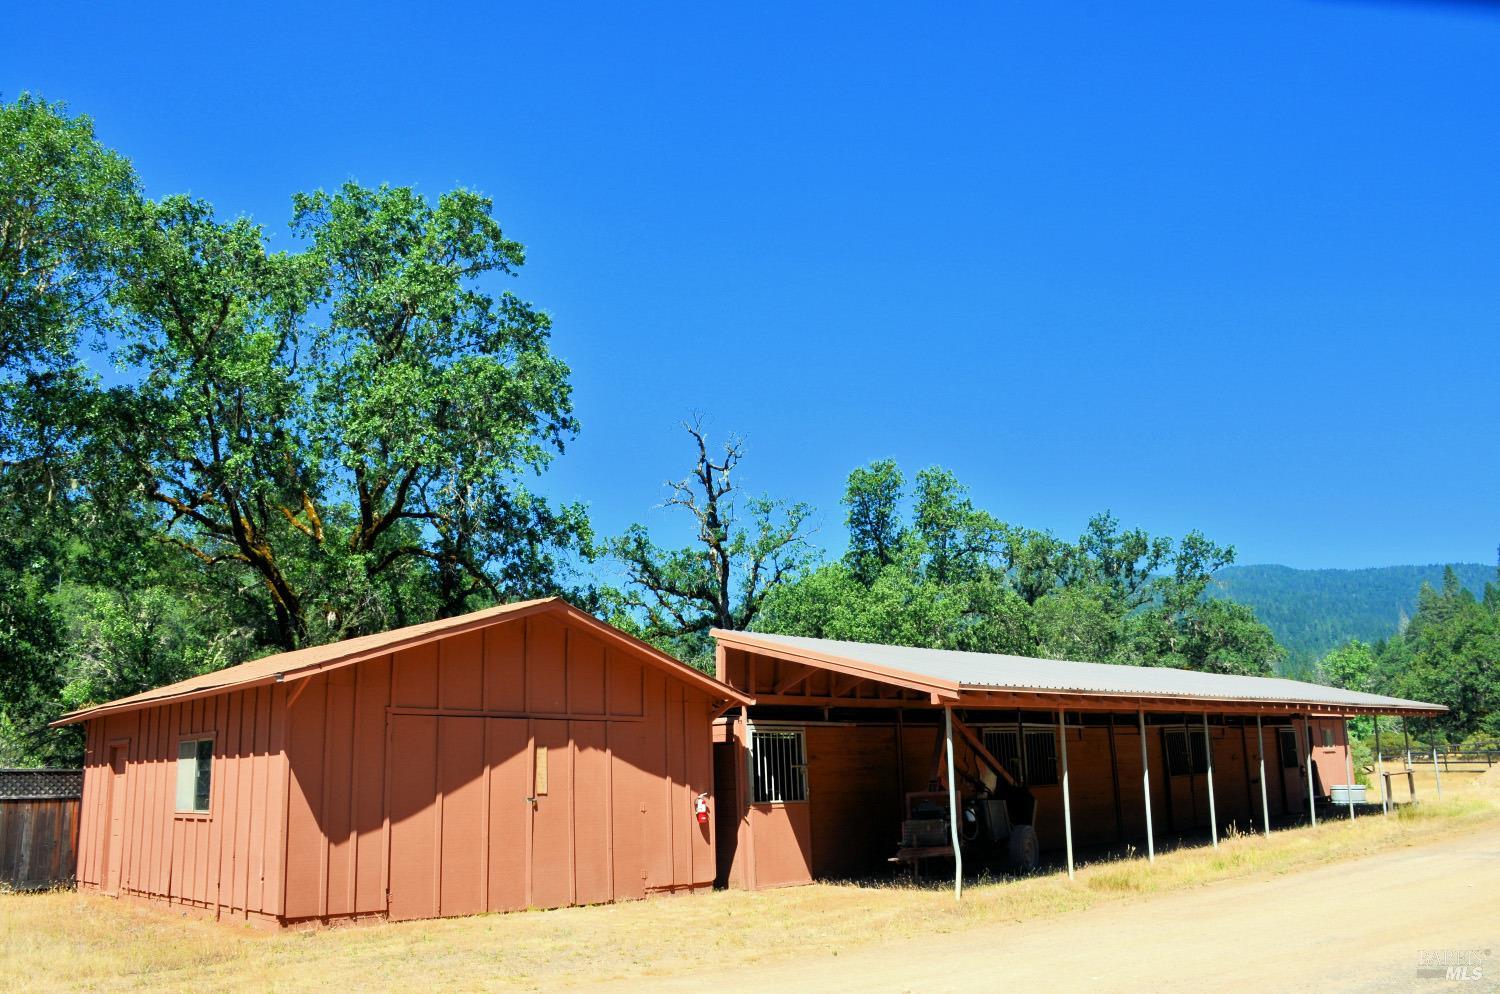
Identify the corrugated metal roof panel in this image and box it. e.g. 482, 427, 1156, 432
726, 631, 1445, 712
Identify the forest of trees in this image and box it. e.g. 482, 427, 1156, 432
1208, 562, 1494, 674
2, 95, 1492, 766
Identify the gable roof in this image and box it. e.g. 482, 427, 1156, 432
713, 630, 1446, 716
56, 598, 749, 726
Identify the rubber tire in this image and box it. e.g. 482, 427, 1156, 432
1007, 824, 1039, 871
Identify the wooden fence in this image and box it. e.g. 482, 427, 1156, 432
0, 769, 82, 891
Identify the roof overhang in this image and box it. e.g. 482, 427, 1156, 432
711, 630, 1446, 718
713, 629, 961, 702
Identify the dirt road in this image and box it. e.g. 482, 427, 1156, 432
572, 828, 1500, 994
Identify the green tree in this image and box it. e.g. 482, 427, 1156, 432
759, 460, 1281, 675
98, 183, 587, 650
1321, 639, 1377, 692
0, 95, 140, 764
1376, 567, 1499, 738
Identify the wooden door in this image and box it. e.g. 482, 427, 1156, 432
529, 719, 573, 909
387, 714, 439, 921
104, 744, 129, 895
485, 718, 530, 912
1277, 727, 1304, 815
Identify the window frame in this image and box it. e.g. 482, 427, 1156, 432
980, 723, 1060, 787
748, 725, 808, 805
1164, 726, 1211, 776
174, 733, 216, 818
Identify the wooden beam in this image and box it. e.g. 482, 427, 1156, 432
773, 664, 814, 696
948, 712, 1020, 789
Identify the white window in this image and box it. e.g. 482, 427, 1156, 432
750, 728, 807, 803
176, 738, 214, 813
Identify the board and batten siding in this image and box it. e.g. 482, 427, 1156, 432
75, 684, 290, 922
281, 612, 717, 923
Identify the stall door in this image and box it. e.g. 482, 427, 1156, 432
1277, 727, 1305, 815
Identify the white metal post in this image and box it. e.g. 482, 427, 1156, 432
1138, 709, 1155, 863
1375, 720, 1388, 815
1202, 712, 1218, 848
1304, 715, 1317, 827
1058, 710, 1074, 880
1432, 742, 1443, 801
944, 706, 963, 900
1256, 714, 1270, 837
1342, 717, 1356, 820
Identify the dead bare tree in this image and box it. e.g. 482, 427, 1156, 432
608, 418, 815, 646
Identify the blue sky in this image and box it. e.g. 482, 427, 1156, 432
7, 1, 1498, 570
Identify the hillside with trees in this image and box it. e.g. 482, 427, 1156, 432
1315, 568, 1500, 740
1208, 562, 1494, 674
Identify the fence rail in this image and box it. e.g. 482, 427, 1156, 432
1374, 744, 1499, 772
0, 769, 82, 891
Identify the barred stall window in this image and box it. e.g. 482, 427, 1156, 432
982, 729, 1022, 783
982, 727, 1059, 786
1189, 730, 1209, 774
1023, 729, 1059, 786
1165, 729, 1192, 776
750, 729, 807, 803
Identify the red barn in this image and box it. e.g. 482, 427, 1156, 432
57, 598, 747, 927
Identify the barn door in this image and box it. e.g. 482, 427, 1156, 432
528, 719, 572, 909
103, 743, 129, 895
387, 715, 542, 921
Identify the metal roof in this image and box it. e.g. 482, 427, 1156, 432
718, 631, 1446, 714
57, 598, 750, 726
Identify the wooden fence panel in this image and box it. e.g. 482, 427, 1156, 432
0, 769, 83, 891
1, 799, 81, 890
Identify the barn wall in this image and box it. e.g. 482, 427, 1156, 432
281, 612, 717, 923
1307, 717, 1352, 798
75, 684, 289, 921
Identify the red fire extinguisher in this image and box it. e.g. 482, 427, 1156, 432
695, 792, 710, 825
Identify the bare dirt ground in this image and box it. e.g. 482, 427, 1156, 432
573, 826, 1500, 994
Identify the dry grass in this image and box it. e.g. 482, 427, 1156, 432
5, 786, 1498, 994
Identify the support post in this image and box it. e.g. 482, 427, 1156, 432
1375, 720, 1388, 815
1202, 712, 1217, 848
1304, 715, 1317, 827
1058, 710, 1074, 880
1256, 714, 1270, 837
1432, 742, 1443, 801
1342, 717, 1356, 820
944, 706, 963, 901
1138, 709, 1155, 863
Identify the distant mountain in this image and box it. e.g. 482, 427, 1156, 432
1208, 562, 1495, 674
